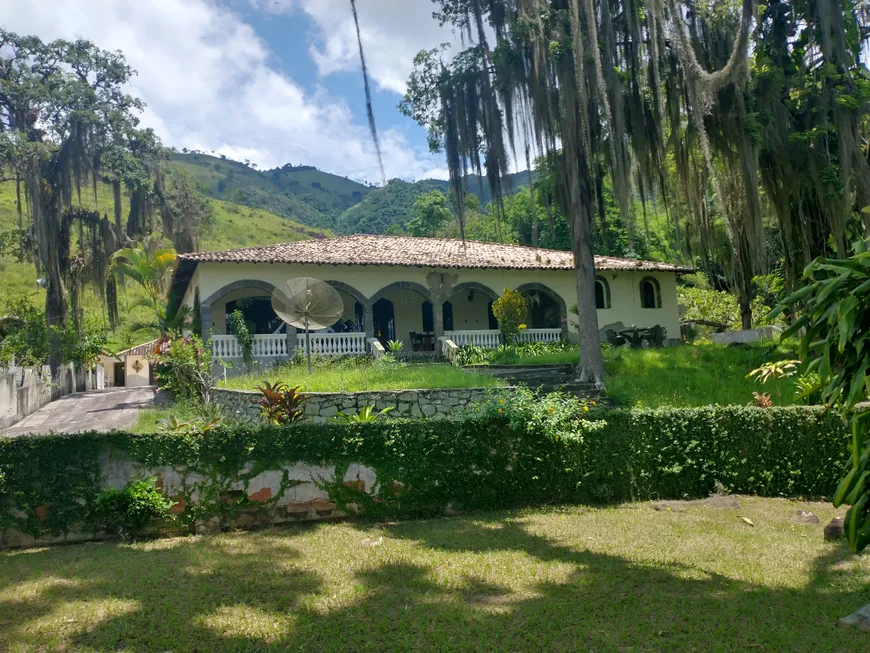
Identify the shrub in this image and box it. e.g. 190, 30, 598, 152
152, 335, 214, 403
456, 344, 492, 366
492, 288, 528, 345
90, 477, 175, 539
331, 405, 393, 423
257, 381, 306, 424
0, 406, 849, 539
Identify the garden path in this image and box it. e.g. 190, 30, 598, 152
1, 387, 155, 437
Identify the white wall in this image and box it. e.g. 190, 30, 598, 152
125, 355, 151, 388
380, 287, 426, 341
447, 290, 491, 329
189, 262, 682, 341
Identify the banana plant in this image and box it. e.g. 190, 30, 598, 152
772, 238, 870, 551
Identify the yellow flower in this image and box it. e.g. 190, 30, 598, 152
548, 406, 555, 413
498, 408, 503, 413
499, 397, 505, 404
518, 323, 527, 330
584, 406, 589, 412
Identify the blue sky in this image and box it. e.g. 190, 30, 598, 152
4, 0, 462, 183
238, 3, 423, 157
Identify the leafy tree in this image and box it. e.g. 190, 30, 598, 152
111, 246, 177, 306
0, 30, 161, 367
160, 169, 214, 253
408, 190, 452, 237
400, 0, 870, 381
0, 293, 107, 367
0, 294, 49, 366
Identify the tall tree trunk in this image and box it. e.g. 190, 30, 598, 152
30, 161, 67, 372
113, 180, 123, 247
15, 172, 23, 227
568, 166, 605, 386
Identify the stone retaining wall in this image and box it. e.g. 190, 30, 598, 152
212, 386, 496, 423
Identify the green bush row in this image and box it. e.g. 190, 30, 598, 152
0, 406, 849, 540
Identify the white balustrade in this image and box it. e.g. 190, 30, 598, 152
516, 328, 562, 344
252, 334, 289, 358
297, 332, 367, 356
212, 335, 242, 359
444, 330, 502, 348
445, 328, 562, 349
213, 334, 289, 359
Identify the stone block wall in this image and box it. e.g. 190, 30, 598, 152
212, 386, 496, 423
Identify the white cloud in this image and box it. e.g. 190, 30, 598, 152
2, 0, 447, 182
259, 0, 463, 95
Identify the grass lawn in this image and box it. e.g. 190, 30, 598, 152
604, 342, 800, 407
470, 342, 801, 407
1, 497, 867, 652
220, 362, 505, 393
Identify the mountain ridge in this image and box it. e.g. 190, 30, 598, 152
169, 152, 531, 237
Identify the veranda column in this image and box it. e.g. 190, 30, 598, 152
433, 299, 444, 340
426, 270, 458, 349
363, 304, 374, 339
200, 303, 212, 343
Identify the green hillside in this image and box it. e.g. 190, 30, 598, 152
0, 179, 328, 349
422, 170, 532, 208
336, 172, 534, 235
170, 152, 373, 231
337, 179, 430, 234
172, 152, 533, 236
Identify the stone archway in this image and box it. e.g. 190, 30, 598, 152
370, 281, 435, 347
370, 281, 433, 305
515, 282, 567, 333
324, 280, 372, 336
448, 282, 500, 331
200, 280, 278, 341
452, 281, 499, 301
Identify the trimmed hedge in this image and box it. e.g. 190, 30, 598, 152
0, 406, 850, 541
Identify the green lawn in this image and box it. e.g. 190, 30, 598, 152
220, 362, 505, 393
466, 342, 801, 408
604, 342, 800, 407
0, 497, 866, 652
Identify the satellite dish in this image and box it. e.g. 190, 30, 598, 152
271, 277, 344, 373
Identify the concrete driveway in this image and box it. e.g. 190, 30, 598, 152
1, 387, 156, 437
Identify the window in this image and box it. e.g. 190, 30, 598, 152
595, 276, 611, 309
639, 277, 661, 309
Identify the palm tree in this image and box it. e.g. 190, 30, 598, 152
110, 245, 177, 305
111, 245, 187, 341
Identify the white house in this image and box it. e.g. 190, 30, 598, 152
168, 235, 690, 365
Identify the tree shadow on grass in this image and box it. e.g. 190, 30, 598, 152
0, 515, 868, 652
0, 532, 323, 651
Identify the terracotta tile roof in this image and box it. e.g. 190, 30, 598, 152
178, 235, 692, 273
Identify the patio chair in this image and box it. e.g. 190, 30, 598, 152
409, 331, 424, 352
645, 325, 667, 348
